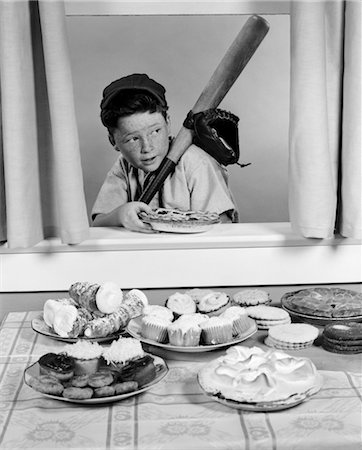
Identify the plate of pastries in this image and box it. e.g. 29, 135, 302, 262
32, 281, 148, 343
126, 288, 258, 352
139, 208, 220, 233
281, 287, 362, 325
24, 337, 168, 404
197, 345, 323, 411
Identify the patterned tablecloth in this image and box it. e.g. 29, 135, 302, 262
0, 311, 361, 450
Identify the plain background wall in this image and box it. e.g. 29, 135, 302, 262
65, 14, 290, 223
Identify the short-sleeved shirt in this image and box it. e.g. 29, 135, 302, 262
91, 144, 238, 221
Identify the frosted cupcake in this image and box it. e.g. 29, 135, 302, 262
141, 315, 170, 343
184, 288, 214, 304
167, 316, 204, 346
165, 292, 197, 317
220, 306, 252, 336
63, 340, 103, 375
200, 317, 233, 345
197, 292, 230, 317
102, 337, 145, 367
142, 304, 174, 322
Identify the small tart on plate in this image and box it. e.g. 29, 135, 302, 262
197, 292, 230, 317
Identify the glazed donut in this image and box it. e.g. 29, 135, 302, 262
29, 375, 64, 396
62, 387, 93, 400
114, 381, 138, 395
69, 374, 89, 388
38, 353, 74, 381
88, 371, 114, 388
94, 385, 116, 398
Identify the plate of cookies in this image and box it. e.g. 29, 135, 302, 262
281, 287, 362, 325
197, 346, 323, 411
24, 338, 168, 404
126, 290, 258, 353
139, 208, 220, 233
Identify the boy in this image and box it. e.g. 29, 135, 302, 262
92, 73, 237, 232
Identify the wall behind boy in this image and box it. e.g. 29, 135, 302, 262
66, 14, 289, 224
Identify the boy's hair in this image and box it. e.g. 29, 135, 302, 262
101, 89, 169, 133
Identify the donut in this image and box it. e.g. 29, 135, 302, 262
114, 381, 138, 395
62, 387, 94, 400
28, 375, 64, 396
69, 374, 90, 388
88, 370, 114, 388
94, 385, 116, 397
38, 353, 74, 381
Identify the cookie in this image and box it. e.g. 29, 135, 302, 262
232, 289, 271, 306
245, 305, 291, 330
88, 370, 114, 388
265, 323, 319, 349
62, 387, 94, 400
29, 375, 64, 396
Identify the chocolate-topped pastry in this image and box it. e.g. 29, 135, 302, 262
117, 355, 156, 386
38, 352, 75, 381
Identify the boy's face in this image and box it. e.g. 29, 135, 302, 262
111, 111, 170, 173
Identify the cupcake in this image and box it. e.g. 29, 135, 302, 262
102, 337, 155, 386
184, 288, 214, 304
38, 352, 75, 381
220, 306, 252, 336
165, 292, 196, 317
63, 340, 103, 375
232, 289, 271, 306
102, 337, 145, 367
200, 317, 233, 344
197, 292, 230, 317
141, 315, 170, 343
142, 304, 174, 322
167, 317, 202, 346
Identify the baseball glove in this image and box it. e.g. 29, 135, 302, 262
183, 108, 250, 167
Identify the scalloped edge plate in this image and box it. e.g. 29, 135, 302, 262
23, 353, 168, 404
142, 218, 220, 234
197, 373, 323, 411
126, 316, 258, 353
31, 314, 126, 343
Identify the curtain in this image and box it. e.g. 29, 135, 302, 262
0, 0, 89, 248
289, 0, 361, 239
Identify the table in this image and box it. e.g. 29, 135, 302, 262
1, 311, 361, 450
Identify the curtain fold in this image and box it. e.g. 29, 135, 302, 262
289, 0, 361, 239
0, 0, 89, 248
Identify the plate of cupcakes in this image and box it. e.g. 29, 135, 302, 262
126, 289, 258, 353
24, 338, 168, 404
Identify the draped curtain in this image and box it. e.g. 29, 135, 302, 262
289, 0, 361, 239
0, 0, 89, 248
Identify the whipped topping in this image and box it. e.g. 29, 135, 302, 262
198, 292, 229, 312
220, 306, 247, 320
52, 304, 79, 337
174, 313, 209, 327
199, 346, 320, 403
95, 281, 123, 314
63, 340, 103, 360
143, 305, 174, 322
102, 337, 144, 365
166, 293, 196, 315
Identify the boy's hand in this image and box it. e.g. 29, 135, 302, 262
92, 202, 155, 233
118, 202, 155, 233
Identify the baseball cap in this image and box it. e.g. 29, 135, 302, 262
100, 73, 167, 110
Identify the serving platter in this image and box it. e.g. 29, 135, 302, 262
198, 381, 322, 412
23, 354, 168, 405
126, 316, 257, 353
31, 314, 126, 343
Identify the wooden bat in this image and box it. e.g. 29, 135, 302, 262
139, 15, 270, 204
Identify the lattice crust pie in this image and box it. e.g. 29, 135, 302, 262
139, 208, 220, 233
281, 287, 362, 318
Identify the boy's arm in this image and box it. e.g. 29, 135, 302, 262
92, 202, 154, 233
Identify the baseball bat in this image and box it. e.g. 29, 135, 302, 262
139, 15, 270, 204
